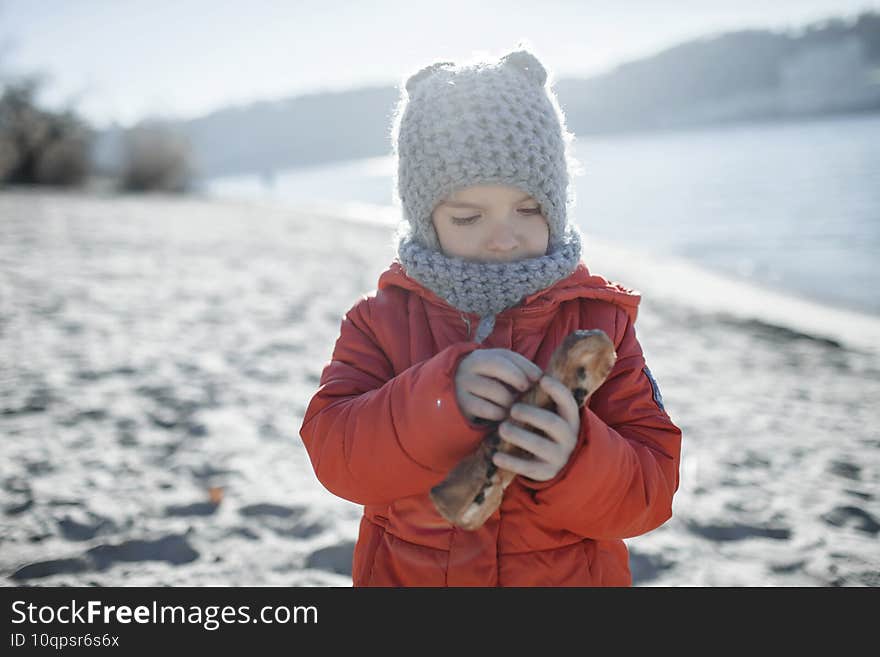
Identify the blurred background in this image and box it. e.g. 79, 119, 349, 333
3, 0, 880, 312
1, 1, 879, 587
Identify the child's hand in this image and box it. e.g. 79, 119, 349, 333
455, 349, 543, 424
492, 375, 581, 482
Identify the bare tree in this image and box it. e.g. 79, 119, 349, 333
119, 121, 194, 193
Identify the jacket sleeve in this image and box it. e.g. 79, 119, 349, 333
298, 299, 488, 506
517, 307, 682, 540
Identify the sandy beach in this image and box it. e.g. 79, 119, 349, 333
1, 188, 878, 587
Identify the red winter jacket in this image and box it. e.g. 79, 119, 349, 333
299, 260, 681, 586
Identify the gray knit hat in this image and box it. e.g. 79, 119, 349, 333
391, 47, 580, 253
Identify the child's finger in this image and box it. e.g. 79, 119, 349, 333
470, 351, 533, 391
539, 376, 580, 429
509, 403, 571, 445
466, 374, 518, 408
461, 391, 507, 422
492, 451, 555, 482
497, 350, 544, 382
498, 420, 558, 463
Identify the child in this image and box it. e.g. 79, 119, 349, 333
299, 47, 682, 586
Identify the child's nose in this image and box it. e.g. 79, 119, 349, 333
486, 219, 519, 251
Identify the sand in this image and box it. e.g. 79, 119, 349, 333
1, 188, 878, 587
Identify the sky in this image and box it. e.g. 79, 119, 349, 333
1, 0, 878, 129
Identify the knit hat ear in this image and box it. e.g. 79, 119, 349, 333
500, 50, 547, 87
405, 61, 454, 96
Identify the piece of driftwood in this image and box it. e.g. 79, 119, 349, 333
430, 329, 617, 530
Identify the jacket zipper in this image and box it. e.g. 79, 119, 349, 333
460, 313, 472, 340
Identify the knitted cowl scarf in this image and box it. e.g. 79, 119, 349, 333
396, 223, 582, 344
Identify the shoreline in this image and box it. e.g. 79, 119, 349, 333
208, 192, 880, 356
5, 185, 879, 354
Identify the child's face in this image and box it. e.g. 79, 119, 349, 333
430, 184, 549, 262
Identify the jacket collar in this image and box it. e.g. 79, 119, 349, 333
378, 260, 641, 324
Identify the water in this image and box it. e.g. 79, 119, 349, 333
202, 113, 880, 316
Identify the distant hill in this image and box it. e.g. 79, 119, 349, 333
93, 11, 880, 179
556, 11, 880, 134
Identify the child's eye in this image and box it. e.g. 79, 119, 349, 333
451, 207, 541, 225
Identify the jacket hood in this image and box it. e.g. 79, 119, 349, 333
378, 260, 641, 325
